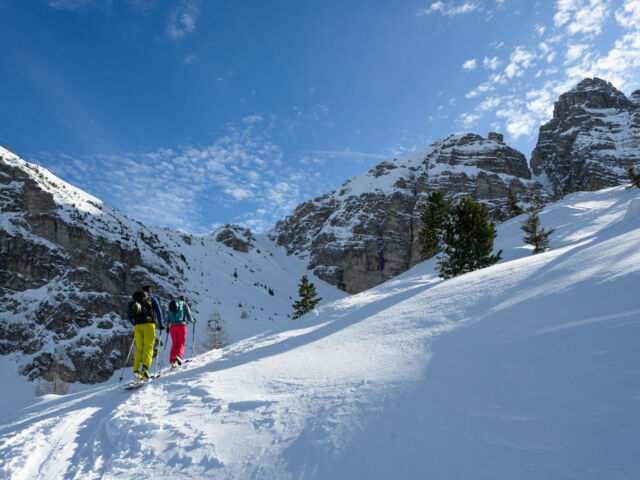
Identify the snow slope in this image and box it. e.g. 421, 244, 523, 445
1, 187, 639, 479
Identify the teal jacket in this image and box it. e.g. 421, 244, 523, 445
168, 300, 194, 326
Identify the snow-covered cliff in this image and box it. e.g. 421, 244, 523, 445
271, 132, 542, 293
531, 77, 640, 193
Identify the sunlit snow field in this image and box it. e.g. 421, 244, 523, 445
1, 187, 640, 479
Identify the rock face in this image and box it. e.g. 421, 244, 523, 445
0, 149, 188, 383
271, 133, 542, 294
214, 225, 255, 253
531, 78, 640, 192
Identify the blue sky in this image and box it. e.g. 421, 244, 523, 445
1, 0, 639, 233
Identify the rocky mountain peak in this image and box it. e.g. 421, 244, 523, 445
553, 78, 634, 118
272, 132, 541, 293
631, 90, 640, 105
531, 78, 640, 193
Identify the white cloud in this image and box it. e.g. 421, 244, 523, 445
167, 1, 200, 40
36, 119, 337, 233
526, 88, 556, 118
554, 0, 611, 36
462, 59, 477, 71
503, 45, 537, 78
417, 1, 480, 17
496, 106, 537, 139
48, 0, 93, 10
242, 115, 264, 124
306, 149, 385, 161
465, 81, 495, 98
555, 1, 640, 93
615, 0, 640, 29
505, 62, 521, 78
477, 96, 502, 111
510, 46, 536, 68
459, 112, 482, 128
535, 24, 547, 36
538, 42, 552, 53
224, 187, 253, 201
565, 43, 589, 62
483, 56, 502, 70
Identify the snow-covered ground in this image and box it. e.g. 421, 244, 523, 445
1, 186, 639, 478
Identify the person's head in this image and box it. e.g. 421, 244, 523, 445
142, 285, 152, 293
178, 295, 186, 302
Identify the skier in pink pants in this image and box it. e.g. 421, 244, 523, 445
166, 295, 196, 367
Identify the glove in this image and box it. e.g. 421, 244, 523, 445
166, 326, 171, 334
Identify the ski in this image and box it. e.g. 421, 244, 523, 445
155, 359, 193, 379
124, 360, 194, 388
124, 379, 149, 391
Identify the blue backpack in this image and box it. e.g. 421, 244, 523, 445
168, 299, 184, 324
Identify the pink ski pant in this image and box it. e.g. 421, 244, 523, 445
169, 325, 187, 362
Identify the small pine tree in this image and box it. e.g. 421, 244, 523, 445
436, 197, 502, 279
551, 184, 564, 201
34, 358, 70, 396
531, 194, 547, 211
521, 206, 555, 254
418, 190, 450, 260
505, 192, 524, 218
292, 275, 322, 319
589, 179, 602, 191
199, 312, 229, 351
625, 163, 640, 190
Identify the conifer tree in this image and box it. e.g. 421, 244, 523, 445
521, 206, 555, 254
35, 358, 69, 396
437, 197, 502, 279
418, 190, 451, 260
626, 163, 640, 190
199, 312, 229, 351
505, 192, 524, 218
531, 194, 547, 211
292, 275, 322, 319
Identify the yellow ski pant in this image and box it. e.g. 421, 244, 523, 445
133, 323, 156, 372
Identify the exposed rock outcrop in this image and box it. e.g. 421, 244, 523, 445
214, 225, 255, 253
272, 133, 542, 293
531, 78, 640, 192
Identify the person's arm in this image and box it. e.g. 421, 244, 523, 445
185, 303, 195, 323
127, 313, 134, 326
152, 296, 164, 328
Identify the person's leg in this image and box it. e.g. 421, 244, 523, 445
175, 325, 187, 361
133, 324, 143, 373
140, 323, 156, 372
170, 325, 179, 363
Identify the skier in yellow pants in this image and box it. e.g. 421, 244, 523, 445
127, 285, 165, 380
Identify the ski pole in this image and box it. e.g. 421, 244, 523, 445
118, 337, 135, 383
191, 320, 196, 359
160, 329, 169, 369
153, 329, 161, 377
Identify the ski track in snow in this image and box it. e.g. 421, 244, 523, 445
0, 187, 639, 478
